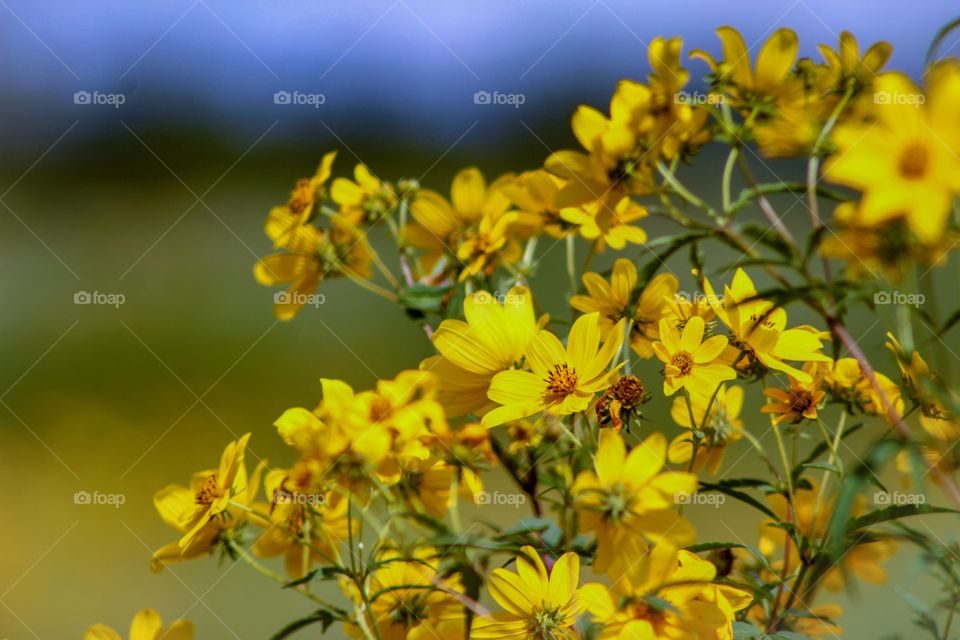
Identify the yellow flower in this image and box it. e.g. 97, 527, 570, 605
455, 209, 521, 282
470, 546, 582, 640
572, 430, 697, 571
151, 433, 263, 572
653, 315, 735, 397
423, 286, 537, 417
347, 547, 466, 640
331, 162, 397, 225
692, 27, 801, 104
482, 312, 625, 427
283, 150, 338, 228
251, 469, 351, 579
85, 609, 193, 640
704, 268, 831, 382
559, 195, 647, 251
668, 384, 744, 474
646, 36, 713, 160
569, 258, 636, 336
503, 169, 572, 238
580, 539, 750, 639
818, 31, 892, 91
630, 272, 680, 357
392, 455, 457, 518
406, 167, 514, 276
761, 362, 827, 424
824, 66, 960, 244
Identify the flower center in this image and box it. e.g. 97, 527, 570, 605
789, 389, 815, 414
288, 179, 314, 214
545, 363, 579, 396
897, 142, 929, 180
670, 351, 694, 376
370, 396, 393, 423
611, 375, 645, 407
195, 473, 221, 506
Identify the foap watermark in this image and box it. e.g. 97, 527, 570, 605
874, 91, 925, 106
874, 490, 926, 506
674, 291, 723, 306
474, 491, 526, 508
274, 90, 326, 108
74, 490, 126, 508
74, 290, 126, 308
473, 90, 526, 109
675, 491, 726, 507
674, 90, 725, 106
874, 290, 925, 308
480, 290, 527, 305
274, 291, 325, 307
74, 90, 126, 108
274, 490, 326, 506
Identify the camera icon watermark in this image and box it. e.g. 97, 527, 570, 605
675, 492, 726, 507
74, 90, 126, 109
274, 291, 325, 307
674, 291, 722, 305
74, 490, 126, 508
473, 90, 526, 109
273, 490, 326, 506
874, 290, 925, 308
674, 90, 725, 106
473, 491, 526, 508
273, 91, 326, 108
874, 91, 925, 106
874, 490, 925, 506
74, 290, 126, 308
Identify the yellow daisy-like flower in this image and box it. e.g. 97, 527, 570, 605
559, 195, 648, 251
818, 31, 892, 90
470, 546, 582, 640
423, 286, 538, 417
580, 539, 751, 640
151, 433, 263, 572
455, 209, 521, 282
284, 150, 338, 228
704, 268, 831, 382
653, 315, 735, 398
693, 27, 801, 104
345, 547, 466, 640
569, 258, 636, 336
762, 362, 827, 425
406, 167, 514, 276
482, 312, 625, 427
572, 430, 697, 571
85, 609, 193, 640
630, 272, 680, 357
824, 66, 960, 244
251, 469, 351, 579
503, 169, 573, 238
331, 162, 397, 225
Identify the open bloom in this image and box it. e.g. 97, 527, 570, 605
653, 315, 735, 398
825, 66, 960, 244
704, 269, 831, 382
762, 362, 827, 424
85, 609, 193, 640
692, 27, 801, 103
151, 433, 263, 572
572, 430, 697, 571
569, 258, 637, 336
482, 312, 625, 427
581, 540, 751, 640
471, 546, 582, 640
423, 286, 538, 417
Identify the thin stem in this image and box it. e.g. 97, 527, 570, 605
565, 234, 577, 294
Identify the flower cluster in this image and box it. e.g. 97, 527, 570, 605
92, 23, 960, 640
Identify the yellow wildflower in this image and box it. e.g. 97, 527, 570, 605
653, 315, 735, 398
668, 384, 744, 474
331, 162, 397, 225
762, 362, 827, 424
482, 312, 625, 427
470, 546, 582, 640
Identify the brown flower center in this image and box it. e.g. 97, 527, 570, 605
670, 351, 694, 376
897, 142, 929, 180
288, 179, 314, 214
611, 375, 645, 407
195, 473, 221, 506
370, 396, 393, 423
545, 363, 579, 396
789, 389, 815, 415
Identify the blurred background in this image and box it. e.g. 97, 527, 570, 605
2, 0, 959, 637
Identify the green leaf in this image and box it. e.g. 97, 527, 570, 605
848, 503, 958, 530
732, 620, 767, 639
270, 609, 340, 639
699, 481, 777, 519
686, 541, 747, 553
398, 282, 453, 315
